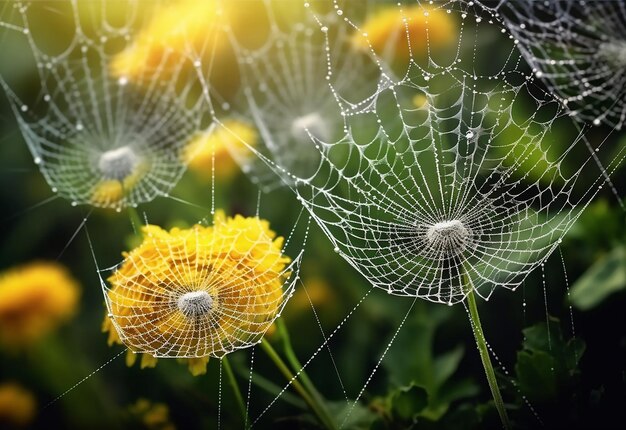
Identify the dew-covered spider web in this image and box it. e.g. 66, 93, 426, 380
1, 0, 624, 428
0, 1, 319, 425
475, 0, 626, 130
93, 200, 308, 359
46, 191, 315, 427
0, 0, 216, 211
221, 5, 384, 191
223, 0, 624, 305
196, 1, 625, 424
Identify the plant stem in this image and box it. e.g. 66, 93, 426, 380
261, 338, 338, 430
464, 274, 512, 430
275, 319, 328, 406
231, 363, 307, 409
222, 356, 249, 428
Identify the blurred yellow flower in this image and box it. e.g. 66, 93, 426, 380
184, 120, 258, 181
129, 398, 175, 430
0, 262, 80, 349
353, 4, 456, 63
91, 180, 125, 207
109, 0, 302, 83
103, 211, 290, 376
90, 161, 148, 209
111, 0, 223, 81
289, 277, 336, 313
412, 92, 429, 109
0, 383, 36, 427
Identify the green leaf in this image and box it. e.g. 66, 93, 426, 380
569, 245, 626, 310
437, 378, 481, 406
522, 318, 560, 352
433, 345, 464, 387
515, 350, 558, 402
383, 303, 452, 391
327, 400, 379, 430
391, 384, 428, 421
383, 303, 477, 421
515, 319, 586, 403
521, 318, 585, 373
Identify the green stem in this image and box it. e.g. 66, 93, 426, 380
222, 356, 249, 428
261, 339, 338, 430
275, 319, 327, 404
231, 364, 306, 409
464, 275, 512, 430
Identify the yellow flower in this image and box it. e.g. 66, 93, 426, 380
103, 211, 291, 376
184, 120, 258, 181
90, 161, 148, 209
0, 262, 80, 349
412, 92, 429, 109
110, 0, 302, 84
110, 0, 223, 81
352, 4, 456, 63
0, 383, 36, 427
289, 277, 336, 313
129, 398, 175, 430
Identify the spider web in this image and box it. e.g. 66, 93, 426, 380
1, 0, 622, 427
0, 0, 214, 211
212, 2, 622, 425
0, 2, 317, 424
224, 0, 624, 305
95, 208, 307, 359
478, 0, 626, 130
222, 5, 385, 191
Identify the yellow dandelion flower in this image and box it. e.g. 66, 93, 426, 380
0, 383, 36, 427
110, 0, 223, 81
353, 4, 456, 63
184, 120, 258, 181
103, 211, 291, 375
129, 398, 175, 430
0, 262, 80, 349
